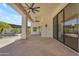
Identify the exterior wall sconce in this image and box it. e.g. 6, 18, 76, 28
45, 24, 47, 28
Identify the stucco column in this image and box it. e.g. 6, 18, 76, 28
21, 16, 27, 39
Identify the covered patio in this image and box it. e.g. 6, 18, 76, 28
0, 3, 79, 56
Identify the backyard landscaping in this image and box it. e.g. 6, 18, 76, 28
0, 21, 22, 48
0, 21, 21, 38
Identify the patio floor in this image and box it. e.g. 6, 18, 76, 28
0, 34, 21, 48
0, 35, 79, 56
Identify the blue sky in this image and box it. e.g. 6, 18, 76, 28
0, 3, 22, 25
64, 18, 79, 26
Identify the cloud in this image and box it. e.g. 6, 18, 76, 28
6, 17, 10, 20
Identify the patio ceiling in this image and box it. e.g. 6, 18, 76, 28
21, 3, 61, 21
9, 3, 67, 22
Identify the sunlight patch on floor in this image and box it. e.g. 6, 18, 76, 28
0, 34, 21, 48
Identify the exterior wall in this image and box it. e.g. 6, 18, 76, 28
44, 4, 68, 38
41, 17, 53, 37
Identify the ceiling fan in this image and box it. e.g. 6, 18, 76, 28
25, 3, 40, 14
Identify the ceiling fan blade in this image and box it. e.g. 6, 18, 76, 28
34, 7, 40, 9
35, 20, 40, 22
34, 10, 39, 12
28, 10, 30, 13
31, 3, 35, 8
25, 3, 30, 8
32, 10, 36, 14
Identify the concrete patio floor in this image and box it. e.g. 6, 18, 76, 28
0, 34, 21, 48
0, 35, 79, 56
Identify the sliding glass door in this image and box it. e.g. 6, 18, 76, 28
58, 11, 64, 42
53, 16, 58, 40
64, 4, 78, 51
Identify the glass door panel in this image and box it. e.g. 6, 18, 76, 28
53, 16, 58, 40
58, 11, 64, 42
64, 4, 78, 51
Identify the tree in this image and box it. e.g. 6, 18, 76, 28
0, 21, 12, 34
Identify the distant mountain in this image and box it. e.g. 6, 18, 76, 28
0, 21, 21, 28
9, 24, 21, 28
